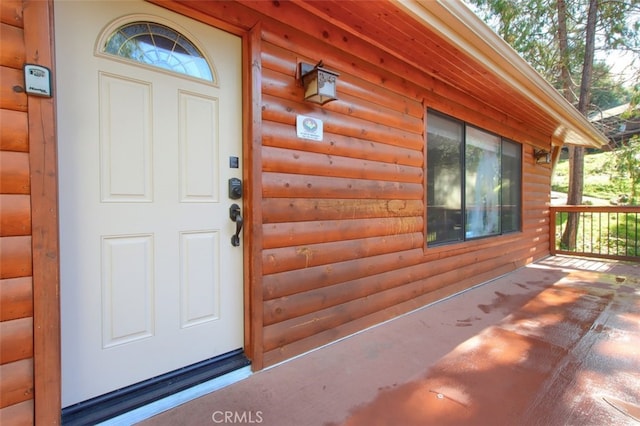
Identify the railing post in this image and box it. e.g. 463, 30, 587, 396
549, 207, 557, 256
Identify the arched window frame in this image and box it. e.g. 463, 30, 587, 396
95, 15, 218, 86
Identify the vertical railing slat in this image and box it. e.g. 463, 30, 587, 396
549, 205, 640, 261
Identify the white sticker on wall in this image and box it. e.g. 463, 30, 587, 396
296, 115, 323, 141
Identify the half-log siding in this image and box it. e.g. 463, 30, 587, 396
1, 0, 59, 423
221, 1, 554, 367
0, 1, 34, 423
0, 0, 570, 422
259, 26, 428, 365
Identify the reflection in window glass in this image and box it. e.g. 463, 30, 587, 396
427, 113, 463, 244
426, 110, 522, 246
501, 140, 522, 233
465, 127, 501, 239
103, 22, 214, 82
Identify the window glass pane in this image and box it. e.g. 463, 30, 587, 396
465, 127, 501, 238
103, 22, 214, 82
427, 112, 463, 244
501, 140, 521, 232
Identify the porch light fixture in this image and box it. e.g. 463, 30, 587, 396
534, 149, 551, 164
299, 61, 339, 105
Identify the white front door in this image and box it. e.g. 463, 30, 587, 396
55, 0, 244, 407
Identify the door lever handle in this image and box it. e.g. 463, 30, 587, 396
229, 204, 243, 247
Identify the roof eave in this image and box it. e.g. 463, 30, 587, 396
395, 0, 608, 149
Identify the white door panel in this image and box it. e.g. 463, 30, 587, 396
55, 0, 243, 406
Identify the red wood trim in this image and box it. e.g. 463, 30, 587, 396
549, 208, 557, 256
23, 0, 61, 423
422, 99, 428, 251
550, 205, 640, 213
246, 21, 264, 371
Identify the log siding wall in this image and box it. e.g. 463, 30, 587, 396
1, 0, 59, 423
1, 1, 35, 423
239, 2, 553, 366
0, 0, 556, 419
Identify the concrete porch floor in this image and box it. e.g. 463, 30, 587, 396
140, 256, 640, 426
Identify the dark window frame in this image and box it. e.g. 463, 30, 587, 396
426, 109, 522, 247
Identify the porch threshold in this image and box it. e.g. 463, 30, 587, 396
62, 349, 250, 425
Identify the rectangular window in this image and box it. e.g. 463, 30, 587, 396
501, 140, 522, 233
426, 113, 463, 244
427, 110, 522, 245
465, 126, 501, 238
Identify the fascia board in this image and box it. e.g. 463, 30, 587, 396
395, 0, 609, 148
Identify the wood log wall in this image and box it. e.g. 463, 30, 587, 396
0, 1, 35, 423
0, 0, 555, 418
1, 0, 58, 423
230, 1, 554, 367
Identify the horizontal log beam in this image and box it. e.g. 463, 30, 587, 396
0, 317, 33, 364
263, 247, 425, 300
262, 120, 422, 168
0, 358, 33, 408
263, 216, 423, 250
262, 198, 423, 223
0, 194, 30, 236
261, 67, 424, 134
263, 145, 423, 183
260, 41, 424, 119
0, 277, 32, 321
0, 110, 28, 152
0, 236, 32, 279
0, 23, 24, 69
262, 172, 423, 200
262, 94, 424, 151
0, 67, 27, 111
0, 151, 30, 194
0, 0, 23, 28
263, 232, 424, 275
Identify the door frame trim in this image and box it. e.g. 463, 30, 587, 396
145, 0, 264, 372
26, 0, 62, 422
33, 0, 264, 421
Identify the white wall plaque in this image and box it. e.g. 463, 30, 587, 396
24, 64, 52, 97
296, 115, 323, 141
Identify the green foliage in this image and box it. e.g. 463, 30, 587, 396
615, 135, 640, 204
590, 62, 632, 109
553, 150, 638, 204
464, 0, 639, 109
554, 210, 639, 256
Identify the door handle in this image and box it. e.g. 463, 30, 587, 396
229, 204, 243, 247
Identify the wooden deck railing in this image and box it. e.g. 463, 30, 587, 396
550, 205, 640, 261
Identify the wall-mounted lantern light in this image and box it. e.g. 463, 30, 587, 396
299, 61, 339, 105
534, 149, 551, 164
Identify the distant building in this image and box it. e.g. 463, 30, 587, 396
590, 103, 640, 148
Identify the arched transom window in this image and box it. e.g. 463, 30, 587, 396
101, 21, 214, 82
